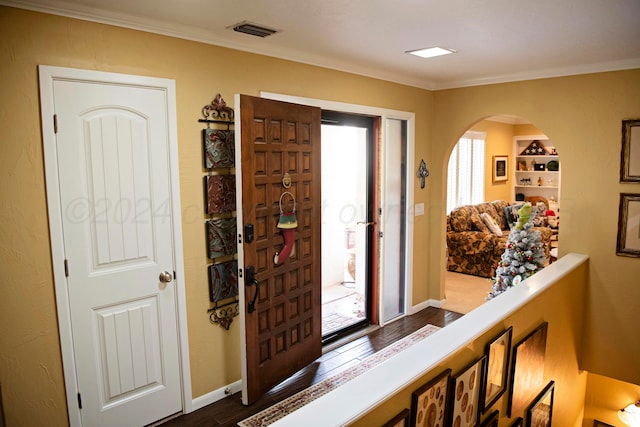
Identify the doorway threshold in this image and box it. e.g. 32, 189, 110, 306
322, 324, 379, 354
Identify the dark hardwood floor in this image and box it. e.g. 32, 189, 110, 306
159, 307, 463, 427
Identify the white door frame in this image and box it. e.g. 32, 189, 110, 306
38, 65, 192, 426
260, 92, 415, 325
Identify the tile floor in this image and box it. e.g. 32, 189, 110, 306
321, 283, 365, 336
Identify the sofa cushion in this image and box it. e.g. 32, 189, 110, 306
449, 205, 478, 232
470, 212, 490, 232
491, 200, 510, 229
480, 212, 503, 236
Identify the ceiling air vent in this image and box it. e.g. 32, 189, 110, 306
231, 21, 278, 38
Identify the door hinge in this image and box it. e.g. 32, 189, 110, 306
53, 114, 58, 134
378, 231, 384, 238
77, 392, 82, 409
64, 259, 69, 277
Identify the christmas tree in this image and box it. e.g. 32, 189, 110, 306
487, 202, 547, 299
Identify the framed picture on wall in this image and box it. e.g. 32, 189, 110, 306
450, 356, 486, 427
479, 410, 499, 427
493, 155, 509, 182
481, 327, 512, 413
383, 408, 410, 427
507, 322, 548, 417
616, 193, 640, 257
525, 381, 555, 427
410, 369, 452, 427
620, 119, 640, 182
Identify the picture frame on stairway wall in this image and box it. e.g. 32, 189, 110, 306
450, 356, 486, 427
507, 322, 548, 418
620, 119, 640, 183
481, 327, 513, 413
410, 369, 452, 427
616, 193, 640, 257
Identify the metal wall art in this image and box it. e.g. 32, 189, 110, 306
200, 93, 239, 329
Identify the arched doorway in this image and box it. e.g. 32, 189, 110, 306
442, 115, 561, 314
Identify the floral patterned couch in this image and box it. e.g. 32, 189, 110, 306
446, 200, 552, 278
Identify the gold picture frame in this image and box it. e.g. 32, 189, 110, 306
493, 155, 508, 183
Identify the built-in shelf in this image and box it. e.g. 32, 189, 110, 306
513, 136, 561, 211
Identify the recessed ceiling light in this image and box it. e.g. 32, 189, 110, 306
406, 47, 456, 59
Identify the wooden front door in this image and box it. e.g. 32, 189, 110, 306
236, 95, 322, 405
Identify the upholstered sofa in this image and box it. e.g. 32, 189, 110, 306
446, 200, 552, 278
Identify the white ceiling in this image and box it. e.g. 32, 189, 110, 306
4, 0, 640, 89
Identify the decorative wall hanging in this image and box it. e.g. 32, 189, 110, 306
208, 261, 239, 303
199, 93, 239, 329
206, 261, 239, 330
207, 217, 237, 259
417, 159, 430, 189
620, 119, 640, 182
274, 191, 297, 265
203, 128, 235, 169
205, 174, 236, 214
519, 140, 549, 156
507, 322, 548, 417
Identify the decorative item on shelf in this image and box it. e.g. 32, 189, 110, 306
534, 163, 545, 171
520, 139, 550, 156
417, 159, 429, 189
537, 177, 543, 186
516, 193, 525, 201
618, 400, 640, 426
518, 160, 527, 171
546, 160, 559, 171
529, 160, 536, 171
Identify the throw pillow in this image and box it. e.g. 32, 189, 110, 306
480, 212, 503, 236
470, 213, 490, 232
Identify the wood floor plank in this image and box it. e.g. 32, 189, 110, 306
159, 307, 463, 427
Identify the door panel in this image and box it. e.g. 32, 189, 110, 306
53, 79, 181, 426
237, 95, 322, 405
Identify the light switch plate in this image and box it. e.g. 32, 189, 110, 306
415, 203, 424, 216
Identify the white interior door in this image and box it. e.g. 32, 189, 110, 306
40, 67, 183, 426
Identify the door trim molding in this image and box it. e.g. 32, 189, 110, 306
259, 92, 415, 325
38, 65, 192, 426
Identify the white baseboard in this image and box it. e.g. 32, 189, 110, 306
410, 298, 443, 314
189, 380, 242, 413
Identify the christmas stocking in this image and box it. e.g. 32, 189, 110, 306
274, 211, 297, 265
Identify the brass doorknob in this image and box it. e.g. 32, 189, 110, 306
159, 271, 173, 283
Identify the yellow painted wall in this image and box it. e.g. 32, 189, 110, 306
1, 5, 639, 425
469, 120, 515, 202
0, 6, 432, 425
583, 373, 640, 427
429, 71, 640, 387
351, 260, 589, 427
